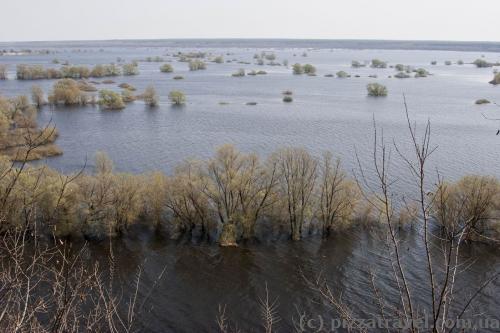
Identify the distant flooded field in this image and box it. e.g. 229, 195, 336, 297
1, 39, 500, 332
0, 40, 499, 183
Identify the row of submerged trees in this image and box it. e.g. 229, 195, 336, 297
1, 140, 499, 246
15, 63, 138, 80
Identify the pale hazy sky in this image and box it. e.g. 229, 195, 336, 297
1, 0, 499, 42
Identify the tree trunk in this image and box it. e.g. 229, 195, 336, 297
219, 223, 238, 247
291, 222, 302, 241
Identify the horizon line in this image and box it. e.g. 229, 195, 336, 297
1, 37, 500, 44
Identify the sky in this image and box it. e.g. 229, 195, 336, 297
1, 0, 500, 42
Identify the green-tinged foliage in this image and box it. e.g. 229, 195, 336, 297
292, 63, 304, 75
144, 56, 164, 62
371, 59, 387, 68
367, 83, 388, 97
414, 68, 429, 77
293, 63, 316, 75
16, 64, 126, 80
98, 90, 125, 110
2, 134, 500, 245
160, 64, 174, 73
395, 72, 410, 79
169, 90, 186, 105
473, 59, 493, 68
122, 62, 139, 75
90, 64, 121, 77
303, 64, 316, 74
432, 176, 500, 242
395, 64, 406, 71
336, 71, 349, 78
48, 79, 89, 105
0, 95, 61, 161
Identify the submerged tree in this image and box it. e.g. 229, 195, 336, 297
141, 85, 159, 107
371, 59, 388, 68
317, 152, 360, 236
122, 62, 139, 75
31, 85, 45, 108
490, 72, 500, 85
273, 148, 318, 241
292, 63, 304, 75
367, 83, 388, 97
98, 89, 126, 110
160, 64, 174, 73
168, 90, 186, 105
48, 79, 87, 105
0, 64, 7, 79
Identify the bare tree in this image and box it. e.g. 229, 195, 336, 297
274, 148, 318, 241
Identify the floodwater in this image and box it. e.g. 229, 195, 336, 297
1, 39, 500, 331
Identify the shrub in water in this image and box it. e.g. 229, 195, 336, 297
395, 72, 410, 79
31, 85, 45, 107
169, 90, 186, 105
414, 68, 429, 77
98, 90, 125, 110
473, 59, 492, 68
303, 64, 316, 74
475, 99, 490, 105
188, 60, 206, 71
395, 64, 406, 71
141, 85, 159, 107
367, 83, 388, 97
489, 73, 500, 85
351, 60, 364, 68
48, 79, 87, 105
122, 63, 139, 76
371, 59, 387, 68
121, 89, 136, 103
292, 63, 304, 75
336, 71, 349, 78
77, 80, 98, 92
232, 69, 245, 77
160, 64, 174, 73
